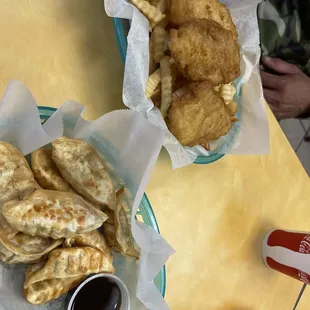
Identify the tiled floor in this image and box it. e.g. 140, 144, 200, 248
280, 119, 310, 176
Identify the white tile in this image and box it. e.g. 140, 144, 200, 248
301, 119, 310, 132
279, 119, 305, 151
296, 140, 310, 176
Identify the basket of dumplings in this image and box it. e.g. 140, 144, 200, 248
106, 0, 269, 167
0, 136, 159, 306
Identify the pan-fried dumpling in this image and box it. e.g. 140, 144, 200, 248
31, 148, 101, 210
103, 222, 120, 251
0, 241, 14, 262
0, 204, 18, 239
25, 276, 86, 305
0, 142, 39, 204
0, 229, 62, 264
63, 230, 112, 263
31, 148, 75, 192
103, 188, 139, 258
102, 206, 115, 224
2, 190, 108, 239
24, 262, 86, 305
102, 187, 121, 251
8, 233, 63, 255
24, 247, 115, 289
114, 198, 140, 259
52, 137, 116, 210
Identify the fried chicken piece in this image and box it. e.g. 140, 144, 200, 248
169, 0, 238, 40
169, 19, 240, 85
167, 82, 234, 146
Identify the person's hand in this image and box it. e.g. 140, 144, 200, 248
260, 56, 310, 119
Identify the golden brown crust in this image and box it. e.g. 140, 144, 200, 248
63, 230, 113, 263
52, 137, 116, 210
169, 0, 237, 40
0, 204, 18, 239
102, 221, 120, 252
24, 261, 86, 305
2, 190, 108, 239
167, 82, 233, 146
0, 229, 62, 264
31, 148, 74, 192
169, 19, 240, 85
24, 247, 115, 289
0, 142, 39, 204
25, 276, 86, 305
114, 203, 140, 259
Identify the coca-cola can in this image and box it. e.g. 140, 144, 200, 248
262, 229, 310, 284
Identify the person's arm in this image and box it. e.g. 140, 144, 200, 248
260, 57, 310, 119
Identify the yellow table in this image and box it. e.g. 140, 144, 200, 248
0, 1, 309, 309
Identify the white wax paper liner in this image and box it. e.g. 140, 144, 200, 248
105, 0, 270, 168
0, 80, 175, 310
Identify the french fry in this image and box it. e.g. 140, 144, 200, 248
146, 68, 161, 98
160, 56, 173, 117
155, 0, 169, 28
146, 57, 174, 99
147, 0, 158, 5
151, 86, 161, 108
156, 15, 169, 28
152, 26, 167, 63
220, 83, 236, 104
131, 0, 166, 29
172, 86, 189, 101
155, 0, 168, 13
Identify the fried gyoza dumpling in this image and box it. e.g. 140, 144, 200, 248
102, 206, 115, 224
52, 137, 116, 210
169, 19, 240, 85
114, 192, 140, 259
64, 230, 113, 263
2, 190, 108, 239
0, 142, 39, 204
103, 222, 120, 251
169, 0, 237, 39
0, 229, 62, 264
167, 82, 235, 147
0, 240, 14, 262
25, 276, 86, 305
24, 247, 115, 289
0, 204, 18, 239
31, 148, 75, 192
24, 262, 86, 305
103, 188, 139, 259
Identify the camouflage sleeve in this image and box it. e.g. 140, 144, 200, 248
258, 0, 310, 75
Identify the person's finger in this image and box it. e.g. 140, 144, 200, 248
263, 88, 284, 119
261, 71, 282, 89
261, 56, 300, 74
263, 88, 280, 106
268, 103, 282, 120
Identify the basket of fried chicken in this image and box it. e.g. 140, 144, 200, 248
106, 0, 269, 167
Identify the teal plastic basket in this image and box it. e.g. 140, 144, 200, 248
38, 106, 166, 297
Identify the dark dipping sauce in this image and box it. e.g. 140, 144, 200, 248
71, 277, 122, 310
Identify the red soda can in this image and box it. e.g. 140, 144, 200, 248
262, 229, 310, 284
